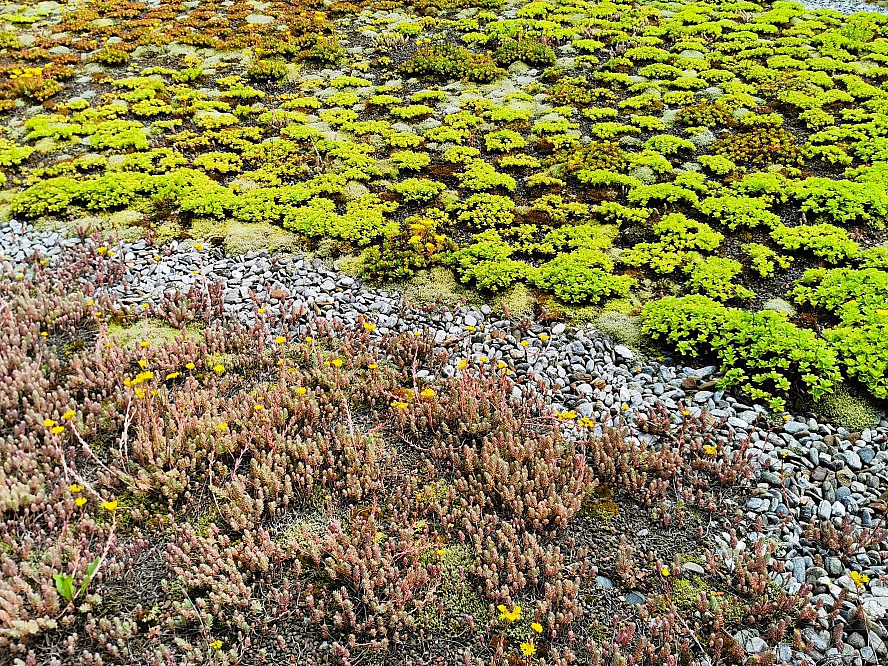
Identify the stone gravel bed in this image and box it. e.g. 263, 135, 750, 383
2, 220, 887, 665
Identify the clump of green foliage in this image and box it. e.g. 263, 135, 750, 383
643, 295, 841, 411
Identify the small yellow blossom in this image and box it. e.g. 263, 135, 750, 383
102, 500, 118, 512
497, 604, 521, 622
253, 404, 264, 411
209, 640, 222, 650
391, 400, 409, 409
520, 642, 536, 657
139, 340, 149, 348
681, 409, 690, 416
97, 246, 108, 254
69, 484, 82, 493
465, 325, 477, 332
166, 372, 180, 380
329, 358, 343, 368
63, 409, 76, 420
75, 497, 87, 507
140, 303, 149, 309
531, 622, 543, 634
367, 363, 378, 370
850, 571, 870, 586
217, 422, 228, 431
520, 339, 529, 347
660, 566, 670, 577
296, 387, 307, 395
305, 336, 313, 342
456, 359, 468, 370
558, 410, 577, 420
702, 444, 717, 455
138, 359, 148, 369
480, 356, 488, 363
621, 403, 629, 410
497, 361, 508, 369
193, 243, 203, 251
275, 336, 286, 344
578, 417, 595, 428
134, 388, 146, 399
43, 419, 56, 427
258, 307, 266, 314
420, 388, 435, 398
213, 364, 225, 375
539, 334, 549, 342
87, 300, 94, 306
363, 321, 376, 332
186, 362, 195, 370
877, 309, 888, 316
41, 331, 48, 337
51, 426, 66, 435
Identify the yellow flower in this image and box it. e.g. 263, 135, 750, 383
69, 484, 82, 493
63, 409, 76, 420
97, 246, 108, 254
51, 426, 66, 435
367, 363, 378, 370
702, 444, 717, 455
539, 334, 549, 341
296, 387, 307, 395
253, 404, 264, 411
275, 336, 286, 344
102, 500, 118, 512
520, 339, 529, 347
520, 642, 536, 657
217, 422, 228, 431
75, 497, 87, 507
140, 303, 149, 309
363, 321, 376, 332
660, 566, 670, 577
140, 340, 149, 348
497, 361, 507, 369
186, 362, 195, 370
578, 417, 595, 427
877, 309, 888, 316
330, 358, 343, 368
43, 419, 56, 427
87, 300, 94, 306
420, 388, 435, 398
209, 640, 222, 650
138, 359, 148, 369
850, 571, 870, 586
41, 331, 48, 337
621, 403, 629, 410
480, 356, 488, 363
456, 359, 468, 370
134, 388, 145, 399
391, 400, 409, 409
558, 410, 577, 420
166, 372, 180, 380
531, 622, 543, 634
213, 364, 225, 375
465, 325, 477, 332
258, 307, 266, 314
305, 336, 313, 342
193, 243, 203, 251
681, 409, 690, 416
497, 604, 521, 622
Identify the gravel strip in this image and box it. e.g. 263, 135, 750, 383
2, 220, 887, 664
800, 0, 888, 15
